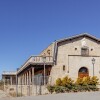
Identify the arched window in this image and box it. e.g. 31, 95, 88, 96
79, 67, 88, 73
78, 67, 89, 78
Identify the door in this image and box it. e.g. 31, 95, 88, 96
78, 67, 89, 78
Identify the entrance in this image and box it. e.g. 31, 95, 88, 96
78, 67, 89, 78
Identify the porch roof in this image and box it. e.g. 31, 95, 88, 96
17, 56, 53, 74
2, 71, 17, 76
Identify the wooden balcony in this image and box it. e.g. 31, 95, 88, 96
2, 71, 17, 75
17, 56, 53, 74
29, 56, 53, 64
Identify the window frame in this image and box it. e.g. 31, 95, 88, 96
81, 46, 89, 56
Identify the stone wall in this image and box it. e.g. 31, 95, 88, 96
4, 85, 49, 96
50, 36, 100, 84
40, 42, 54, 57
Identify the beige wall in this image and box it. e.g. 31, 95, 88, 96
39, 43, 55, 57
50, 36, 100, 83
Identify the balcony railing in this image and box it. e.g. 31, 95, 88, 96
17, 56, 53, 74
2, 71, 17, 75
29, 56, 53, 64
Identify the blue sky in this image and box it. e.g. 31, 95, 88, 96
0, 0, 100, 76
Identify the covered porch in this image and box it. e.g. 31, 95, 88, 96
17, 56, 53, 86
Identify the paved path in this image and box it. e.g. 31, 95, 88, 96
0, 91, 100, 100
1, 91, 100, 100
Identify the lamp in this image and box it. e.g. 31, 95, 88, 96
92, 58, 95, 76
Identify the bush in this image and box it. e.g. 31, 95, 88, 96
54, 86, 70, 93
82, 76, 91, 85
72, 85, 78, 92
75, 77, 83, 85
91, 76, 99, 85
88, 85, 99, 91
62, 76, 74, 87
47, 76, 99, 94
56, 78, 62, 86
47, 85, 55, 94
54, 86, 64, 93
76, 76, 99, 86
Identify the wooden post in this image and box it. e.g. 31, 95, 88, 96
10, 76, 12, 85
32, 67, 34, 84
3, 76, 5, 91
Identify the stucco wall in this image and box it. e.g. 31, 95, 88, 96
50, 36, 100, 83
39, 43, 54, 57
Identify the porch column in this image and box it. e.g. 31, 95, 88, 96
25, 72, 27, 85
27, 72, 29, 85
3, 76, 5, 91
32, 67, 34, 85
24, 73, 25, 85
19, 76, 20, 85
22, 75, 24, 85
10, 76, 12, 85
29, 69, 31, 85
20, 75, 22, 85
21, 75, 22, 85
18, 77, 19, 85
20, 76, 21, 85
22, 74, 24, 85
18, 76, 20, 85
23, 74, 24, 85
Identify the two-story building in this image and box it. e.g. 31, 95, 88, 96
2, 33, 100, 95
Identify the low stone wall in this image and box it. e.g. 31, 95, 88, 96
4, 85, 49, 96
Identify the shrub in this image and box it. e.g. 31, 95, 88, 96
82, 76, 91, 86
47, 76, 99, 94
54, 86, 64, 93
75, 76, 99, 92
88, 85, 99, 91
75, 77, 83, 85
91, 76, 99, 85
76, 76, 99, 86
60, 86, 70, 92
54, 86, 70, 93
56, 78, 62, 86
62, 76, 74, 87
82, 85, 90, 91
47, 85, 55, 94
72, 85, 78, 92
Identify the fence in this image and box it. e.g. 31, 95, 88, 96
1, 75, 52, 97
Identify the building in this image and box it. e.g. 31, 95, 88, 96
2, 71, 16, 85
2, 33, 100, 95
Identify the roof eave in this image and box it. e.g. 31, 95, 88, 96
56, 33, 100, 43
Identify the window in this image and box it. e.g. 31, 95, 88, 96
63, 65, 65, 71
81, 47, 89, 56
79, 67, 88, 73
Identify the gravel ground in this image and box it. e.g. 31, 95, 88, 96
1, 91, 100, 100
0, 90, 11, 99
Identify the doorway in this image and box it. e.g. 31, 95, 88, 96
78, 67, 89, 78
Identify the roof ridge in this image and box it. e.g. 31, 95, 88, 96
56, 33, 100, 43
